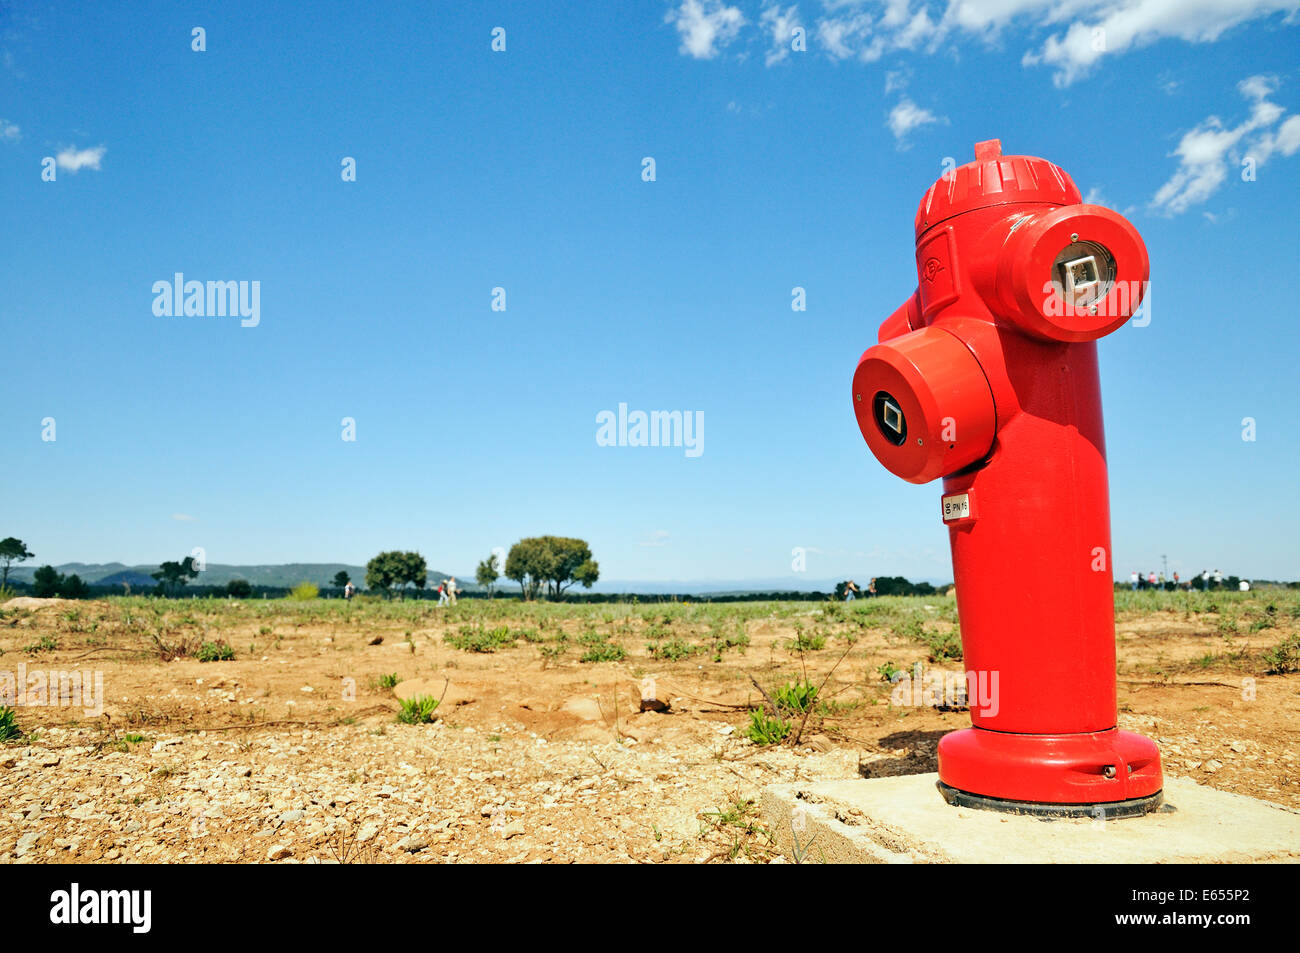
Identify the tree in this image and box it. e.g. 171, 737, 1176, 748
331, 570, 351, 589
365, 551, 428, 599
226, 579, 253, 598
504, 536, 599, 601
475, 552, 500, 598
0, 537, 34, 588
32, 565, 62, 598
59, 574, 90, 599
152, 556, 199, 596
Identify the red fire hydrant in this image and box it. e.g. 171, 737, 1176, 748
852, 140, 1163, 816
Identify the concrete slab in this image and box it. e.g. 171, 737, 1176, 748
761, 774, 1300, 863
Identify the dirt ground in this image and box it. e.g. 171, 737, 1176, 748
2, 591, 1297, 863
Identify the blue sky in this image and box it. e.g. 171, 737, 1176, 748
2, 0, 1298, 585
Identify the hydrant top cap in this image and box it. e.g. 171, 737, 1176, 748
915, 140, 1082, 238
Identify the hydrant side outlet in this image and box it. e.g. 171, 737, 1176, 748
853, 140, 1163, 814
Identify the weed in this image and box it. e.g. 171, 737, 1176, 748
773, 680, 818, 715
0, 706, 20, 743
746, 710, 791, 745
1262, 635, 1300, 675
647, 637, 698, 661
580, 641, 626, 663
396, 695, 440, 724
196, 640, 235, 662
446, 625, 517, 653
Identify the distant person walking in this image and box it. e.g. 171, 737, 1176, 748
436, 580, 448, 606
446, 576, 459, 606
1147, 571, 1157, 590
844, 580, 860, 602
343, 581, 355, 601
1130, 571, 1139, 591
1213, 569, 1223, 589
867, 578, 877, 598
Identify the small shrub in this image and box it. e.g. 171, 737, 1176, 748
746, 710, 791, 745
1262, 635, 1300, 675
580, 641, 625, 663
539, 643, 567, 662
196, 640, 235, 662
877, 661, 902, 682
446, 625, 517, 653
647, 637, 698, 661
151, 632, 199, 661
925, 629, 963, 662
396, 695, 440, 724
288, 582, 319, 601
24, 634, 59, 654
378, 673, 399, 689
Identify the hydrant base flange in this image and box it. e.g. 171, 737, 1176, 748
937, 726, 1163, 807
936, 782, 1165, 820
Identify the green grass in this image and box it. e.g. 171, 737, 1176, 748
579, 640, 626, 663
446, 625, 517, 653
196, 639, 235, 662
746, 710, 792, 745
0, 706, 20, 743
24, 634, 59, 654
924, 629, 963, 661
773, 680, 818, 714
396, 695, 440, 724
1262, 634, 1300, 675
646, 637, 699, 661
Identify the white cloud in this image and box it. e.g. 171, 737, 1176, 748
171, 513, 197, 522
56, 145, 106, 173
665, 0, 747, 59
638, 530, 671, 548
1151, 74, 1300, 215
0, 119, 19, 141
888, 96, 945, 142
760, 4, 804, 65
816, 7, 874, 60
669, 2, 1300, 87
1024, 0, 1300, 87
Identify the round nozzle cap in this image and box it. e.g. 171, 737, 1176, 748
852, 326, 996, 485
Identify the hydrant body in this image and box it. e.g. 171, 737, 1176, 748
852, 140, 1163, 813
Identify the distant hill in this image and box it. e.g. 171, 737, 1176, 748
7, 562, 452, 589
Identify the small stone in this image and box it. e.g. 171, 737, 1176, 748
1203, 759, 1223, 774
267, 844, 292, 860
